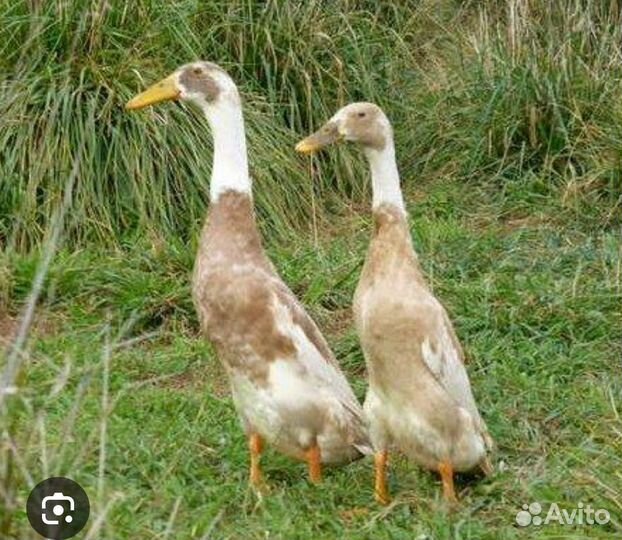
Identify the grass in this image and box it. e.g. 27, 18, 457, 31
2, 179, 620, 539
1, 0, 621, 538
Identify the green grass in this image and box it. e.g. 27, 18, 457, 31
1, 0, 622, 538
2, 179, 621, 539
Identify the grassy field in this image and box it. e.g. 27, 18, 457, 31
1, 1, 621, 539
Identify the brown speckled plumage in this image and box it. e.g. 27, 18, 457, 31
192, 191, 369, 463
128, 62, 370, 483
297, 102, 494, 501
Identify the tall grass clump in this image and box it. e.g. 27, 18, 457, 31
1, 0, 620, 248
404, 0, 622, 215
0, 1, 419, 250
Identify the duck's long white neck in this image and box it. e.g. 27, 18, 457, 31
364, 139, 405, 214
201, 100, 251, 202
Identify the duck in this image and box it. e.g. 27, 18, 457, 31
125, 62, 370, 486
295, 102, 493, 503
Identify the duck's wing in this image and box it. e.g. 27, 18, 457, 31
442, 309, 466, 363
271, 279, 361, 405
418, 298, 493, 449
270, 278, 370, 447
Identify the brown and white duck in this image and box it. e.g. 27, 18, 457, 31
296, 102, 493, 503
126, 63, 370, 486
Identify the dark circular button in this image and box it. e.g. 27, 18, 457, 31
26, 477, 90, 539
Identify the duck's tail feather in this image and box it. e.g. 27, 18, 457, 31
479, 422, 495, 476
354, 441, 374, 456
479, 455, 494, 477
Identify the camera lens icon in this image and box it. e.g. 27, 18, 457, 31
42, 492, 75, 525
27, 477, 89, 540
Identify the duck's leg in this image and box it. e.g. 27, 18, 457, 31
305, 442, 322, 484
249, 432, 263, 486
374, 449, 390, 505
438, 460, 458, 503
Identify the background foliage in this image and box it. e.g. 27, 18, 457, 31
1, 0, 620, 250
1, 1, 621, 539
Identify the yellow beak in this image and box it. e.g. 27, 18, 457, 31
295, 139, 322, 155
295, 122, 342, 154
125, 74, 180, 110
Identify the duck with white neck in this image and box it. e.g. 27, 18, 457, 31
296, 102, 494, 505
126, 63, 371, 488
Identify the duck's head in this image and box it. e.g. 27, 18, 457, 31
295, 102, 391, 155
125, 61, 240, 112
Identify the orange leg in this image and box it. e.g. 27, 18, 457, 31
305, 443, 322, 484
438, 461, 458, 503
374, 450, 390, 505
249, 433, 263, 486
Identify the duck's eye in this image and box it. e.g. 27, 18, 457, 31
193, 68, 202, 75
358, 112, 366, 118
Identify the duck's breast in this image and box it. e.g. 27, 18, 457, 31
196, 261, 363, 463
